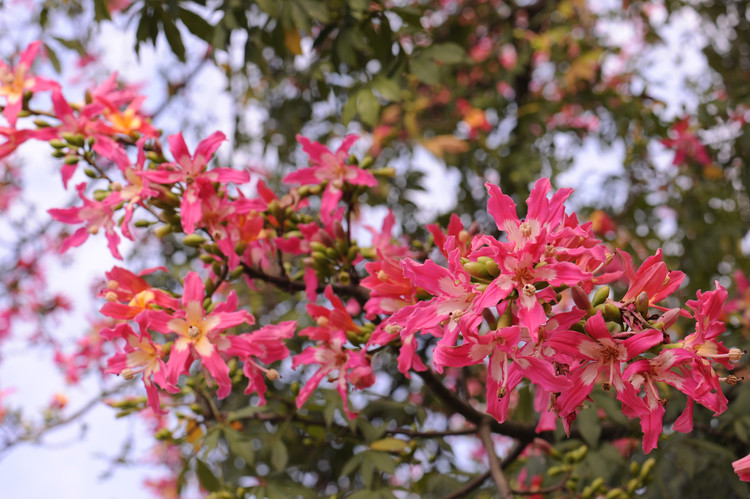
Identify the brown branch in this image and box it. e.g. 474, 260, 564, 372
0, 381, 131, 460
240, 262, 370, 305
418, 369, 630, 443
479, 417, 513, 499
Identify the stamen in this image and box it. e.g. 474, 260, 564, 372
188, 325, 201, 339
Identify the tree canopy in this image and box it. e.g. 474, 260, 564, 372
1, 1, 750, 498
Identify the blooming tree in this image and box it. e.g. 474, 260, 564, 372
2, 1, 750, 498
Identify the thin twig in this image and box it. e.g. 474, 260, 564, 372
479, 417, 513, 499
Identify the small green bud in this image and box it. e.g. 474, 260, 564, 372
134, 219, 152, 228
591, 285, 610, 307
93, 190, 110, 201
182, 234, 206, 247
312, 251, 328, 266
51, 150, 66, 158
64, 155, 79, 165
640, 457, 656, 481
372, 167, 395, 177
154, 224, 173, 238
464, 261, 490, 279
49, 139, 67, 149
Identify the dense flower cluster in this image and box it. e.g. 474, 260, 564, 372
1, 40, 749, 489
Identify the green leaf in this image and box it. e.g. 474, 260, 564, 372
202, 427, 221, 453
178, 7, 214, 43
372, 76, 402, 102
227, 405, 265, 421
357, 88, 380, 126
340, 453, 363, 477
298, 0, 330, 23
195, 459, 220, 493
368, 450, 396, 474
577, 406, 601, 447
370, 437, 408, 453
271, 440, 288, 471
160, 11, 186, 61
411, 56, 439, 84
342, 93, 358, 125
94, 0, 112, 21
44, 43, 61, 73
427, 43, 465, 64
52, 37, 87, 55
360, 452, 375, 488
224, 428, 255, 464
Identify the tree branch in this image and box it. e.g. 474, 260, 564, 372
479, 417, 513, 499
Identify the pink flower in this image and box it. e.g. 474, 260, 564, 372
154, 272, 254, 399
99, 265, 179, 322
660, 118, 711, 167
623, 349, 695, 453
141, 131, 250, 234
283, 134, 377, 224
223, 321, 296, 404
102, 322, 176, 414
547, 312, 661, 418
48, 182, 123, 259
0, 126, 58, 159
0, 41, 60, 126
733, 452, 750, 482
485, 178, 572, 252
434, 325, 571, 423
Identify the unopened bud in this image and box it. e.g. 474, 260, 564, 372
635, 291, 649, 315
372, 167, 395, 177
591, 285, 610, 307
640, 457, 656, 480
64, 155, 79, 165
182, 233, 206, 247
571, 285, 591, 312
49, 139, 67, 149
464, 261, 490, 279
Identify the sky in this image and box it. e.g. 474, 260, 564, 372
0, 2, 713, 498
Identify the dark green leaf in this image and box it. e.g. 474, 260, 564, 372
577, 406, 601, 447
178, 7, 214, 43
357, 89, 380, 126
44, 43, 61, 73
298, 0, 330, 23
160, 12, 186, 61
195, 459, 220, 492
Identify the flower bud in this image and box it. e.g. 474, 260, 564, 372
571, 285, 591, 312
64, 155, 79, 165
478, 256, 500, 277
182, 234, 206, 247
464, 261, 490, 279
372, 167, 395, 177
49, 139, 67, 149
591, 285, 610, 307
154, 224, 174, 238
635, 291, 649, 315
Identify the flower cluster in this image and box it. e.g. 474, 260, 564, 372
364, 178, 743, 454
2, 39, 749, 488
